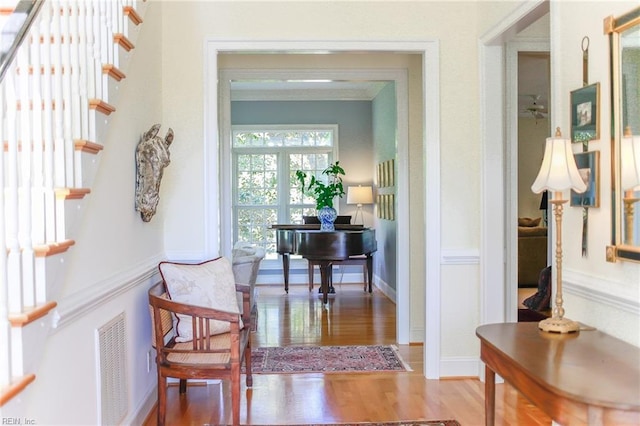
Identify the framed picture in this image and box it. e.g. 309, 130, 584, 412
387, 159, 395, 187
570, 151, 600, 208
570, 83, 600, 143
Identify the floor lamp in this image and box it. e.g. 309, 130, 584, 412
531, 128, 587, 334
347, 185, 373, 225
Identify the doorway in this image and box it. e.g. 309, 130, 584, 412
480, 2, 550, 326
204, 40, 442, 378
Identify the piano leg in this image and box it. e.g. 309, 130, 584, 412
282, 254, 290, 293
317, 268, 335, 294
318, 261, 333, 304
366, 254, 373, 293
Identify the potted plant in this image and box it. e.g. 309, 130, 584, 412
295, 161, 346, 230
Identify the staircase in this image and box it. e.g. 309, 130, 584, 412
0, 0, 147, 406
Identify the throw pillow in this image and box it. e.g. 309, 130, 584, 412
159, 257, 242, 342
518, 217, 541, 227
523, 266, 552, 311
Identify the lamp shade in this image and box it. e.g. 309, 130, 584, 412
347, 185, 373, 205
621, 131, 640, 191
531, 128, 587, 194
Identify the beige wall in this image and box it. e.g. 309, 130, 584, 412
17, 1, 640, 423
160, 1, 483, 361
551, 0, 639, 345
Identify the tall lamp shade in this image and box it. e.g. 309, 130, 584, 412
621, 127, 640, 192
531, 128, 586, 334
621, 127, 640, 245
347, 185, 373, 225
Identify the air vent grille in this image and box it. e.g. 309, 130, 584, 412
97, 312, 128, 425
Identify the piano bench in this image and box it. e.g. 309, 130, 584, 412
307, 256, 369, 292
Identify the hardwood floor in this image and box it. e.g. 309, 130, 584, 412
143, 283, 551, 425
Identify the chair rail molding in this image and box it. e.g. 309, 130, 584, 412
441, 249, 480, 265
51, 253, 165, 330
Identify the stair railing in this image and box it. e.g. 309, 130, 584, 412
1, 0, 139, 403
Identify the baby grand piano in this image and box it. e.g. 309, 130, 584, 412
272, 224, 377, 304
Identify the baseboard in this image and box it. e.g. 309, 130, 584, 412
439, 356, 479, 377
374, 276, 396, 303
126, 383, 157, 426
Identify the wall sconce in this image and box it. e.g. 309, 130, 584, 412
346, 185, 373, 225
621, 126, 640, 245
531, 128, 586, 334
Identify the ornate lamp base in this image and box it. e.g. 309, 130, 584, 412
538, 316, 580, 334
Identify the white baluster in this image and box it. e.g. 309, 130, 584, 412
113, 0, 120, 39
105, 0, 116, 69
5, 67, 22, 315
17, 45, 35, 309
77, 0, 90, 142
51, 0, 66, 192
99, 0, 109, 74
31, 20, 45, 248
68, 1, 81, 147
0, 82, 13, 389
60, 0, 74, 189
41, 2, 57, 244
83, 0, 96, 102
121, 0, 129, 39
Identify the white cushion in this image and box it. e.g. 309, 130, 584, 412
159, 257, 241, 342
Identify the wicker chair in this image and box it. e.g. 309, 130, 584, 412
231, 241, 265, 330
148, 281, 252, 426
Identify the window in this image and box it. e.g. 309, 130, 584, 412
232, 125, 338, 259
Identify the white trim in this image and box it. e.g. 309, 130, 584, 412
439, 356, 479, 378
203, 42, 220, 259
374, 274, 396, 303
505, 40, 550, 324
206, 39, 441, 378
479, 1, 550, 329
51, 254, 164, 330
564, 270, 640, 315
441, 249, 480, 265
422, 41, 441, 379
479, 43, 507, 326
480, 0, 549, 45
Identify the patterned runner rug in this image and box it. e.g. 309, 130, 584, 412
250, 421, 460, 426
248, 344, 412, 373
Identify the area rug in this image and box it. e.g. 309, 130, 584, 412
248, 345, 412, 373
250, 421, 460, 426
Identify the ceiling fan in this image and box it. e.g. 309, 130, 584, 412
520, 94, 548, 119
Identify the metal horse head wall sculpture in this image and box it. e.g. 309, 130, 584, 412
135, 124, 174, 222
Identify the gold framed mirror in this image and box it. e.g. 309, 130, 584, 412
605, 6, 640, 263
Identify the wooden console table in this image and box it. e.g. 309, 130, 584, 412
476, 323, 640, 426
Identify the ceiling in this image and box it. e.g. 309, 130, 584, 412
230, 52, 550, 118
518, 52, 551, 119
230, 80, 388, 101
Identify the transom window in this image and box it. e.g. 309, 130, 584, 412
232, 125, 338, 259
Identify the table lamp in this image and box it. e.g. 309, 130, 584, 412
347, 185, 373, 225
531, 127, 586, 333
621, 126, 640, 245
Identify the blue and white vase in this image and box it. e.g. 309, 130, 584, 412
317, 206, 337, 231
